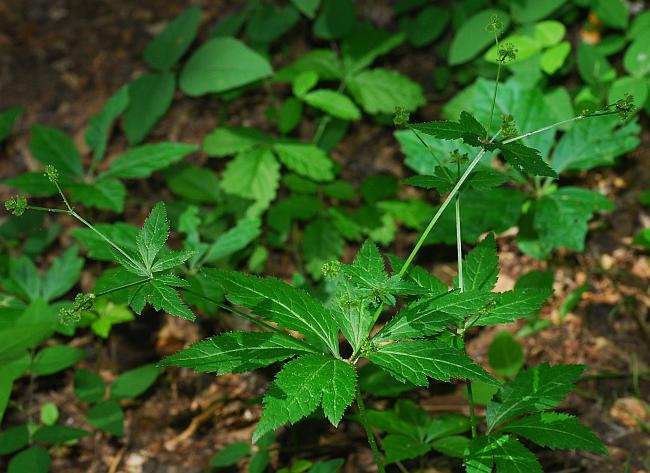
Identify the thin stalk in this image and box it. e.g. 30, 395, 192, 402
25, 205, 69, 214
486, 60, 502, 139
356, 387, 386, 473
466, 381, 478, 439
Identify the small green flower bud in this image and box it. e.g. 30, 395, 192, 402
45, 165, 59, 183
501, 114, 518, 139
393, 106, 410, 127
5, 195, 27, 216
59, 307, 81, 325
73, 292, 96, 311
615, 93, 635, 120
486, 14, 504, 34
321, 260, 342, 279
498, 42, 518, 63
451, 150, 468, 164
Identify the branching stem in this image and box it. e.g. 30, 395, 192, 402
356, 387, 386, 473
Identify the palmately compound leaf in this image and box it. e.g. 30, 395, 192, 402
342, 239, 387, 291
145, 277, 195, 321
207, 269, 340, 355
272, 142, 334, 181
460, 233, 498, 292
476, 288, 552, 326
136, 202, 169, 271
367, 340, 498, 387
501, 412, 607, 454
160, 331, 316, 374
486, 363, 586, 431
254, 354, 356, 442
346, 68, 425, 115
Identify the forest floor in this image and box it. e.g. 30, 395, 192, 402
0, 1, 649, 472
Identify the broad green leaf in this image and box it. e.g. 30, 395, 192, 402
448, 10, 509, 65
147, 278, 195, 320
86, 300, 134, 338
466, 435, 542, 473
278, 97, 303, 133
32, 425, 90, 444
86, 399, 124, 436
0, 300, 57, 363
624, 30, 650, 76
342, 239, 386, 288
551, 116, 639, 172
85, 86, 129, 164
361, 175, 398, 204
400, 6, 450, 48
1, 171, 56, 196
524, 188, 614, 256
204, 217, 261, 262
5, 255, 41, 301
302, 89, 361, 120
123, 72, 175, 145
29, 124, 82, 179
137, 202, 169, 270
430, 435, 468, 458
0, 373, 12, 423
378, 199, 433, 229
501, 412, 607, 453
31, 345, 86, 376
72, 223, 139, 261
0, 106, 23, 143
302, 217, 344, 279
150, 248, 194, 273
221, 148, 280, 215
273, 143, 334, 181
540, 41, 571, 74
341, 23, 404, 72
358, 363, 416, 397
74, 369, 106, 403
210, 441, 251, 467
387, 256, 448, 296
461, 233, 498, 292
291, 0, 320, 18
160, 331, 315, 374
629, 10, 650, 39
111, 364, 160, 400
367, 340, 498, 387
254, 354, 356, 441
7, 446, 51, 473
102, 142, 198, 179
143, 6, 200, 70
41, 245, 83, 302
209, 270, 339, 354
275, 50, 343, 82
485, 35, 541, 64
577, 43, 616, 86
40, 402, 59, 425
268, 195, 322, 242
313, 0, 356, 40
593, 0, 628, 29
534, 21, 565, 47
180, 37, 273, 96
500, 141, 557, 178
486, 363, 586, 431
245, 4, 300, 45
203, 126, 271, 157
165, 165, 220, 203
0, 425, 29, 455
383, 434, 430, 464
510, 0, 565, 22
488, 331, 524, 378
477, 289, 551, 326
68, 178, 126, 212
347, 68, 425, 115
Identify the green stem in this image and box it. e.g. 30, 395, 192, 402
466, 380, 478, 439
356, 387, 386, 473
25, 205, 69, 214
486, 60, 502, 139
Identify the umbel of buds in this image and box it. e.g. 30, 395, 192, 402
5, 195, 27, 216
393, 106, 410, 127
59, 293, 96, 325
45, 164, 59, 183
486, 14, 504, 34
501, 114, 518, 139
615, 93, 635, 120
321, 260, 342, 279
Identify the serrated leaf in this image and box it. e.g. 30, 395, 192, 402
203, 126, 271, 157
72, 223, 139, 261
137, 202, 169, 270
85, 86, 129, 164
160, 331, 315, 374
273, 143, 334, 181
147, 278, 195, 320
68, 178, 126, 212
341, 23, 405, 72
383, 434, 430, 464
500, 141, 557, 178
254, 354, 356, 441
151, 248, 194, 273
488, 331, 524, 378
209, 270, 339, 354
5, 256, 41, 302
123, 72, 176, 145
501, 412, 607, 453
302, 217, 344, 279
180, 37, 273, 96
387, 255, 448, 296
448, 9, 509, 65
347, 68, 425, 115
551, 116, 640, 173
465, 435, 542, 473
221, 148, 280, 215
41, 245, 83, 302
461, 233, 498, 292
101, 142, 197, 179
203, 217, 261, 263
477, 289, 551, 326
367, 340, 498, 387
486, 363, 586, 431
143, 6, 200, 71
373, 297, 464, 342
29, 124, 82, 179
